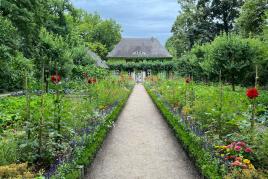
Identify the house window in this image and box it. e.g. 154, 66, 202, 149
147, 70, 151, 77
132, 51, 146, 55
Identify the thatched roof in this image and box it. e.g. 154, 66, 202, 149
87, 50, 109, 68
107, 38, 172, 59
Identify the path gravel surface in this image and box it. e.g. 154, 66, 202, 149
86, 84, 200, 179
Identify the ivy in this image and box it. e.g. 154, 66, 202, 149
108, 60, 177, 71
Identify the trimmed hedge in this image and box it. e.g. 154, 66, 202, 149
52, 89, 132, 179
145, 86, 226, 179
108, 60, 175, 71
77, 93, 130, 167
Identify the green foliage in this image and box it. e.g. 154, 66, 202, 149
210, 0, 244, 34
0, 132, 18, 165
73, 11, 121, 58
146, 78, 268, 176
236, 0, 268, 37
108, 60, 175, 72
253, 129, 268, 169
168, 0, 268, 87
88, 42, 108, 60
90, 19, 121, 52
0, 16, 33, 91
71, 46, 94, 66
0, 77, 134, 176
204, 35, 253, 89
39, 27, 74, 77
0, 1, 121, 91
168, 0, 244, 58
72, 65, 109, 80
51, 84, 132, 178
176, 34, 268, 87
146, 85, 226, 178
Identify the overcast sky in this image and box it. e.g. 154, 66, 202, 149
70, 0, 179, 45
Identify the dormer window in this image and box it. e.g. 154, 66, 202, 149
132, 51, 146, 55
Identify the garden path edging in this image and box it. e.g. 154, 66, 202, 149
145, 85, 225, 179
86, 84, 200, 179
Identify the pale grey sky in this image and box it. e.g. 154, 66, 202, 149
70, 0, 179, 44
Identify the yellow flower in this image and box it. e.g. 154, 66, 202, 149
243, 159, 251, 164
248, 164, 255, 170
221, 154, 225, 157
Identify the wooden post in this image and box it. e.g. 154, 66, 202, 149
255, 65, 259, 88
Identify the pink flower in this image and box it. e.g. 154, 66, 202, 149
231, 160, 242, 167
236, 141, 246, 147
227, 142, 236, 148
235, 157, 242, 162
234, 145, 241, 151
245, 148, 253, 153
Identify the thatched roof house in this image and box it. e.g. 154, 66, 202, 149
107, 37, 172, 59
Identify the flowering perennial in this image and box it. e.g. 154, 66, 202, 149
246, 87, 259, 99
51, 75, 61, 84
215, 141, 255, 170
88, 78, 97, 84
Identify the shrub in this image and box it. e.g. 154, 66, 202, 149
0, 163, 35, 179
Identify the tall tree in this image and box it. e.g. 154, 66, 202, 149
210, 0, 244, 34
236, 0, 268, 37
0, 16, 32, 90
168, 0, 244, 57
170, 0, 197, 55
68, 11, 121, 59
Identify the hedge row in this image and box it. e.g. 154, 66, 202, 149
52, 89, 132, 179
108, 60, 175, 71
145, 86, 226, 179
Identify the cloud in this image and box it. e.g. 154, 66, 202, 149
70, 0, 179, 44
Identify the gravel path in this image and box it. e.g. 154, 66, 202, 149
86, 84, 200, 179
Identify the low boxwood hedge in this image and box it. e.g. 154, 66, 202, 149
145, 86, 226, 179
51, 89, 132, 179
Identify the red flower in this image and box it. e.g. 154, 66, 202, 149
51, 75, 61, 84
236, 141, 246, 147
245, 147, 253, 153
246, 88, 259, 99
229, 155, 236, 159
88, 78, 97, 84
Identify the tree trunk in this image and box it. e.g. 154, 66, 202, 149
231, 74, 235, 91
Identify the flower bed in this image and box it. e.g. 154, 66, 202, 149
0, 75, 134, 178
50, 89, 132, 178
145, 78, 268, 178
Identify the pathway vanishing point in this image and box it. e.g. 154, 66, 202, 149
86, 84, 200, 179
